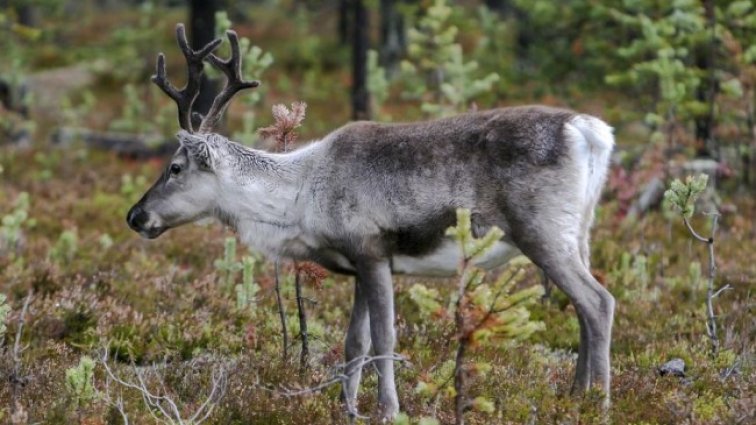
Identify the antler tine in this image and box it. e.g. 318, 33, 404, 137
151, 23, 222, 133
199, 30, 261, 133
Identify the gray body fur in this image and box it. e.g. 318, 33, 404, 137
127, 105, 616, 419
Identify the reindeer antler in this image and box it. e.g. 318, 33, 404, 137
151, 23, 221, 133
199, 30, 260, 133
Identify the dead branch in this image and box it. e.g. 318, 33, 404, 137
256, 353, 407, 419
11, 289, 33, 411
274, 260, 289, 363
295, 270, 309, 374
99, 350, 228, 425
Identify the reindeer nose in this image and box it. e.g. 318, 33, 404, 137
127, 205, 149, 231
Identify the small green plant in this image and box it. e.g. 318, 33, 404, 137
609, 252, 655, 301
49, 229, 78, 264
32, 151, 61, 181
214, 237, 244, 292
120, 173, 148, 202
664, 174, 709, 219
65, 356, 96, 415
1, 192, 32, 257
98, 233, 114, 251
395, 412, 441, 425
235, 256, 260, 311
60, 91, 96, 129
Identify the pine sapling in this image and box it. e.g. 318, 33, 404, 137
213, 237, 243, 292
664, 174, 730, 355
443, 209, 544, 425
235, 256, 260, 311
65, 356, 96, 422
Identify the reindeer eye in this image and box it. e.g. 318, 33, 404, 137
170, 164, 182, 175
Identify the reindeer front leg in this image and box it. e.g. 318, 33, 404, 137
343, 277, 370, 416
356, 259, 399, 420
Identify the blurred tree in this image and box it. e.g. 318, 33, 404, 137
399, 0, 499, 117
189, 0, 220, 127
352, 0, 370, 119
509, 0, 621, 92
694, 0, 717, 158
338, 0, 349, 45
606, 0, 755, 163
483, 0, 514, 15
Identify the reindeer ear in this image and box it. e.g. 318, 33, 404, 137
177, 131, 216, 170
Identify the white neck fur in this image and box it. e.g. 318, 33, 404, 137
210, 140, 322, 259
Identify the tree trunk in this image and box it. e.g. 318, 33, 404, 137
484, 0, 512, 14
380, 0, 405, 77
16, 4, 38, 27
189, 0, 220, 129
351, 0, 370, 120
338, 0, 350, 45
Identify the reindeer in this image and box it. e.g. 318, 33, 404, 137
127, 24, 615, 420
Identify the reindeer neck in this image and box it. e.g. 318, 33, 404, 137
212, 140, 320, 258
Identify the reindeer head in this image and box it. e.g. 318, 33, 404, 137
127, 24, 259, 239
